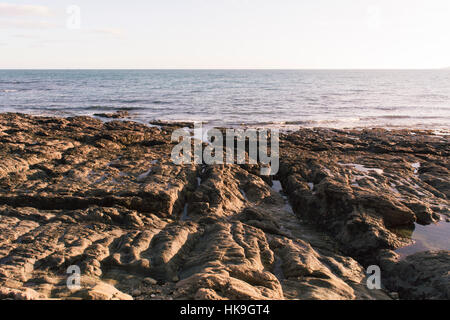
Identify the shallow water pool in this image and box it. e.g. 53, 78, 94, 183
395, 220, 450, 259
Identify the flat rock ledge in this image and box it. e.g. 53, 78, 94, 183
0, 113, 448, 300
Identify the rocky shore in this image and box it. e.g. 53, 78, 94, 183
0, 113, 448, 300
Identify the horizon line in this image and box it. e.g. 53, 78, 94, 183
0, 67, 448, 71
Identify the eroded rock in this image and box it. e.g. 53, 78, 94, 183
0, 114, 447, 300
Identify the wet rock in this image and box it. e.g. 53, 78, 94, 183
149, 120, 195, 129
93, 111, 130, 119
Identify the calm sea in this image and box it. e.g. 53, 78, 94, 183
0, 69, 449, 129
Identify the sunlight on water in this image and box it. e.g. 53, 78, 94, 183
1, 69, 450, 129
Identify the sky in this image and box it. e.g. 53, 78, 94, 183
0, 0, 449, 69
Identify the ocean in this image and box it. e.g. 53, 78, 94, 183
0, 69, 449, 129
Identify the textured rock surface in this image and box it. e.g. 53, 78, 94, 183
279, 128, 449, 262
378, 250, 450, 299
0, 113, 448, 300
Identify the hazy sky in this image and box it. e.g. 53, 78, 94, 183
1, 0, 449, 69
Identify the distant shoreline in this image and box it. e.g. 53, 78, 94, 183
1, 68, 449, 71
1, 111, 449, 135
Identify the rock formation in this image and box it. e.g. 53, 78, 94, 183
0, 113, 448, 300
